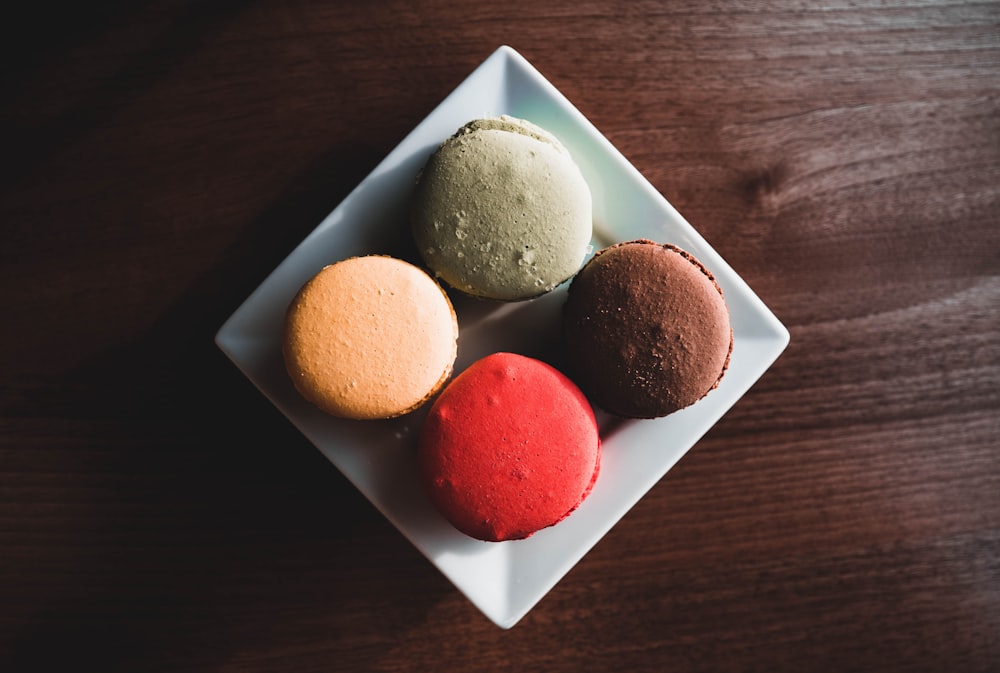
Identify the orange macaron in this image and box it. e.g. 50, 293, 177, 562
282, 255, 459, 420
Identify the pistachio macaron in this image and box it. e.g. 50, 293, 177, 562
412, 116, 593, 301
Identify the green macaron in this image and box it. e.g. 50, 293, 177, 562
412, 116, 593, 301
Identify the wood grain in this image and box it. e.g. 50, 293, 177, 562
2, 1, 998, 671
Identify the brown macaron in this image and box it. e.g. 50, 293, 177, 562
562, 240, 732, 418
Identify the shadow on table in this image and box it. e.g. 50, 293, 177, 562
1, 0, 256, 187
2, 138, 452, 672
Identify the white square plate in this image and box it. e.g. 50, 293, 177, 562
216, 46, 789, 629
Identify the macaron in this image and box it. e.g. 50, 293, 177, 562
563, 240, 732, 419
412, 115, 593, 301
282, 255, 458, 420
418, 352, 601, 542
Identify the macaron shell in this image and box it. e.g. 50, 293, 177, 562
454, 116, 568, 150
564, 240, 732, 418
283, 256, 458, 420
419, 352, 601, 542
412, 117, 592, 301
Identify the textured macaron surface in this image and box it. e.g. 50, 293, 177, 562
418, 352, 600, 542
412, 116, 592, 301
563, 240, 732, 419
283, 256, 458, 420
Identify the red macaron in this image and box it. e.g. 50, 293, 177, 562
418, 352, 601, 542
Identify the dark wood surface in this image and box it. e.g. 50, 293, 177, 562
2, 1, 998, 671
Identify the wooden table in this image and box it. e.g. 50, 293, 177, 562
3, 1, 998, 671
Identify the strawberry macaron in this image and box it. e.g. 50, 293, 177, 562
418, 352, 601, 542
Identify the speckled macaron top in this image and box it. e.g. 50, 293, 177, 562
412, 116, 593, 301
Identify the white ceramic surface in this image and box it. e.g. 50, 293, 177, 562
215, 46, 790, 629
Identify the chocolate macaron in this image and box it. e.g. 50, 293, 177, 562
563, 240, 732, 418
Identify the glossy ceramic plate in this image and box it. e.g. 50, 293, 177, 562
215, 46, 789, 628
